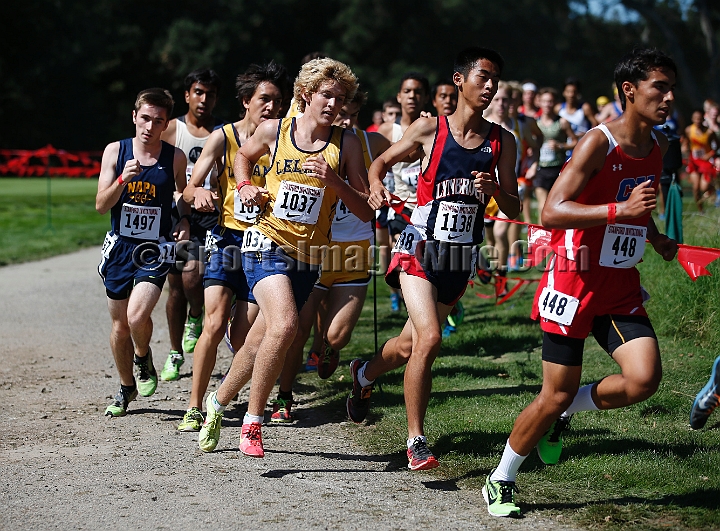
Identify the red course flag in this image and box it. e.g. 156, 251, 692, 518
677, 245, 720, 281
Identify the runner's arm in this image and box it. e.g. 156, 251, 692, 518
491, 128, 520, 219
542, 129, 655, 229
647, 217, 677, 261
333, 131, 373, 222
173, 148, 190, 241
183, 128, 224, 211
236, 119, 277, 206
96, 142, 134, 214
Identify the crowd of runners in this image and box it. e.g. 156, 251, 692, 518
95, 45, 720, 518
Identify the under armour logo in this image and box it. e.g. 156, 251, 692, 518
613, 164, 623, 171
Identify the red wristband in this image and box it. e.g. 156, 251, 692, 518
117, 175, 125, 186
607, 203, 616, 225
493, 186, 500, 198
236, 180, 252, 191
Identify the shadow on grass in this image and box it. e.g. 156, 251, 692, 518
526, 488, 720, 512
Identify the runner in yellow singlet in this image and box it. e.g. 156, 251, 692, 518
175, 62, 291, 433
197, 58, 373, 458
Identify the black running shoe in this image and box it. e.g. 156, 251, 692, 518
346, 359, 373, 423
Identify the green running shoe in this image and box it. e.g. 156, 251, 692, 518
446, 300, 465, 328
482, 473, 520, 517
182, 311, 203, 353
177, 407, 204, 432
160, 350, 184, 381
104, 386, 138, 417
536, 415, 572, 465
135, 349, 158, 397
198, 392, 224, 452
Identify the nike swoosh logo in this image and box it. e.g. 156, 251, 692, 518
447, 234, 463, 240
286, 213, 300, 218
335, 215, 350, 222
613, 258, 629, 265
130, 230, 145, 236
158, 166, 165, 170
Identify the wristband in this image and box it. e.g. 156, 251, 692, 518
236, 180, 252, 191
607, 202, 616, 225
117, 175, 125, 186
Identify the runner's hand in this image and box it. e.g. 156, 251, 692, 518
239, 185, 268, 208
194, 188, 219, 212
472, 171, 498, 197
650, 234, 678, 261
368, 181, 391, 209
122, 159, 142, 183
173, 218, 189, 242
619, 180, 656, 219
302, 154, 340, 186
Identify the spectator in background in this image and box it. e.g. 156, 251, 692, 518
366, 109, 383, 132
556, 77, 597, 142
519, 81, 541, 119
381, 98, 402, 125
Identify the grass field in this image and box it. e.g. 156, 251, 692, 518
4, 177, 720, 529
0, 177, 108, 266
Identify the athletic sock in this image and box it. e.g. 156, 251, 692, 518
120, 383, 136, 396
407, 435, 426, 448
562, 383, 599, 417
244, 413, 263, 425
358, 362, 374, 388
211, 393, 226, 413
490, 439, 528, 483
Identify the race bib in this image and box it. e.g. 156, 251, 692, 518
598, 224, 646, 268
400, 166, 420, 188
158, 241, 176, 264
392, 225, 423, 255
432, 202, 478, 243
205, 230, 220, 253
272, 181, 324, 224
119, 203, 161, 240
334, 199, 357, 223
241, 227, 273, 252
539, 143, 555, 164
101, 232, 118, 259
692, 148, 707, 160
234, 189, 262, 223
538, 286, 579, 326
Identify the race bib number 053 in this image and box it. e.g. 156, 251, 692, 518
241, 227, 273, 253
599, 224, 646, 269
538, 287, 579, 326
272, 181, 324, 224
119, 203, 161, 240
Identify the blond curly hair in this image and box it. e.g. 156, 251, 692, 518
293, 58, 359, 113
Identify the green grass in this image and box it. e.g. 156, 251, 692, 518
298, 193, 720, 530
0, 177, 108, 265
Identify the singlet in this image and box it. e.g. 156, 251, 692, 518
254, 117, 344, 264
391, 123, 421, 208
549, 123, 661, 267
175, 116, 222, 188
559, 103, 591, 136
330, 129, 373, 242
111, 139, 176, 242
688, 124, 713, 160
217, 123, 270, 231
411, 116, 502, 245
537, 117, 565, 168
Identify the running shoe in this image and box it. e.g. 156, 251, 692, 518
482, 472, 520, 517
406, 436, 439, 470
346, 359, 373, 423
239, 422, 264, 457
182, 310, 203, 354
442, 323, 456, 338
390, 292, 400, 312
536, 415, 572, 465
177, 407, 204, 432
446, 301, 465, 328
270, 397, 294, 423
198, 392, 224, 452
135, 349, 158, 397
305, 350, 320, 372
477, 268, 492, 285
690, 355, 720, 429
160, 350, 184, 381
104, 386, 138, 417
317, 344, 340, 379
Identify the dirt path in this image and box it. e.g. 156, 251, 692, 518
0, 249, 577, 530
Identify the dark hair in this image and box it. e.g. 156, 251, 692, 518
398, 72, 430, 96
235, 61, 291, 118
614, 47, 677, 110
301, 51, 327, 64
538, 87, 559, 100
432, 79, 457, 98
351, 88, 368, 107
134, 88, 174, 116
382, 98, 400, 112
184, 69, 222, 93
454, 47, 504, 77
563, 77, 582, 92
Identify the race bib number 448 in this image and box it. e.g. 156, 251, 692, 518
599, 224, 646, 269
538, 287, 579, 326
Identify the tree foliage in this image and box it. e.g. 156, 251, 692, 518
2, 0, 718, 149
